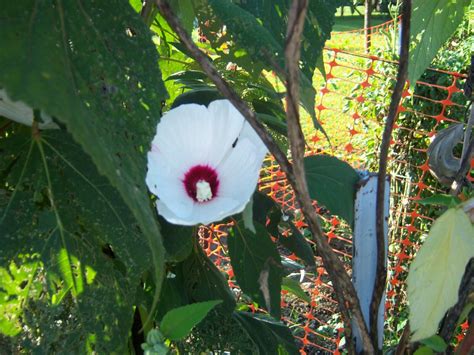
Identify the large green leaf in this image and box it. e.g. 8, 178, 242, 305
0, 0, 167, 311
0, 127, 149, 352
304, 155, 359, 225
228, 221, 283, 319
160, 300, 222, 341
232, 0, 340, 80
179, 246, 236, 314
409, 0, 470, 85
196, 0, 338, 134
420, 335, 448, 353
233, 311, 299, 355
159, 218, 194, 263
407, 207, 474, 341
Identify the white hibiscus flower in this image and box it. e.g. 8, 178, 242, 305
146, 100, 267, 226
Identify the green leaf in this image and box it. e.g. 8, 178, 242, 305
418, 194, 461, 208
225, 0, 337, 89
239, 0, 337, 79
171, 88, 223, 108
179, 246, 236, 314
420, 335, 448, 352
256, 113, 287, 136
0, 128, 149, 352
413, 346, 434, 355
252, 192, 282, 236
409, 0, 471, 85
281, 257, 305, 272
166, 70, 208, 83
0, 0, 167, 315
153, 274, 189, 323
281, 277, 311, 303
278, 222, 315, 268
160, 300, 222, 341
233, 311, 299, 355
242, 198, 256, 234
315, 52, 327, 80
159, 218, 193, 262
198, 0, 334, 136
407, 208, 474, 341
170, 0, 196, 34
228, 221, 283, 318
304, 155, 359, 225
0, 260, 42, 336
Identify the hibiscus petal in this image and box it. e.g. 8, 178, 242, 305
151, 101, 249, 171
152, 103, 213, 172
217, 138, 264, 209
240, 121, 268, 161
190, 196, 241, 225
206, 100, 246, 164
157, 197, 240, 226
146, 152, 194, 218
156, 200, 196, 226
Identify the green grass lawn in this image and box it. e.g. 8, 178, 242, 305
299, 20, 395, 166
270, 11, 396, 166
328, 8, 395, 52
333, 14, 391, 32
333, 6, 392, 32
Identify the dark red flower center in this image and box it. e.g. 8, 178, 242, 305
182, 165, 219, 202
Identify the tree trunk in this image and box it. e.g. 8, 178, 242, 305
364, 0, 373, 53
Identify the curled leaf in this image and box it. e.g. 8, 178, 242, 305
427, 124, 463, 186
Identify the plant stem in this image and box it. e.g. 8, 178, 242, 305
141, 0, 158, 27
364, 0, 372, 53
371, 0, 411, 349
451, 104, 474, 195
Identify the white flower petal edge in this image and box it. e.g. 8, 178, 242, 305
146, 99, 267, 226
157, 196, 241, 226
0, 89, 59, 129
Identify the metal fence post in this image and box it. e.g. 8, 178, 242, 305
352, 172, 390, 352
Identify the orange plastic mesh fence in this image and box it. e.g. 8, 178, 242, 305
199, 23, 472, 353
332, 16, 399, 35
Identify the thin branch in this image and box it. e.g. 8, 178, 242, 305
284, 1, 366, 353
141, 0, 158, 27
394, 324, 412, 355
451, 104, 474, 195
450, 138, 474, 195
461, 104, 473, 160
371, 0, 412, 348
156, 0, 374, 352
439, 258, 474, 346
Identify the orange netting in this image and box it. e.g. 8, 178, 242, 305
332, 16, 399, 35
199, 20, 472, 353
